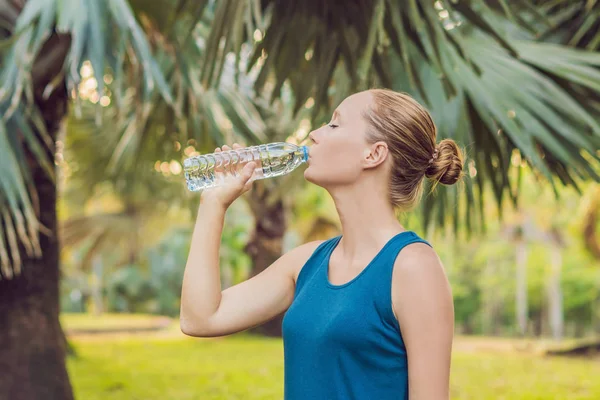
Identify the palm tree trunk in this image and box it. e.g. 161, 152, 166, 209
0, 31, 73, 399
91, 255, 104, 315
482, 260, 495, 335
516, 238, 528, 336
547, 246, 563, 340
244, 182, 286, 337
582, 186, 600, 259
0, 117, 73, 399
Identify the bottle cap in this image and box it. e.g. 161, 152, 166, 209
301, 146, 309, 162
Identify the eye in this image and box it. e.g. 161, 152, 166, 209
328, 124, 338, 129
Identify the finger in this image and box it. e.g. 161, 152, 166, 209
230, 144, 244, 176
220, 146, 233, 176
241, 162, 256, 180
241, 163, 256, 191
213, 147, 224, 175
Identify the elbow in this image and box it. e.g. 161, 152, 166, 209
180, 317, 207, 337
180, 321, 197, 337
180, 316, 221, 338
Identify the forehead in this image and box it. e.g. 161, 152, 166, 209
335, 91, 373, 120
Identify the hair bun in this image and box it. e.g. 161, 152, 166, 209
425, 139, 464, 185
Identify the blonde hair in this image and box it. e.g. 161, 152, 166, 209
363, 89, 464, 210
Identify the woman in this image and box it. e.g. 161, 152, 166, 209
180, 89, 462, 399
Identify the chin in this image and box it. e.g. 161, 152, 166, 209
304, 166, 319, 185
304, 168, 330, 189
304, 167, 313, 182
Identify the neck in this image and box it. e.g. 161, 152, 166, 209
328, 178, 406, 262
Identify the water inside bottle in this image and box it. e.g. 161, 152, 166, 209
183, 143, 308, 191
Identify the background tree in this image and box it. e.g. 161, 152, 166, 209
1, 1, 600, 399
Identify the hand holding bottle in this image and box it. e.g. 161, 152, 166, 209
199, 143, 256, 210
184, 141, 309, 193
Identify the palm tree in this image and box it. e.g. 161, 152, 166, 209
503, 218, 533, 336
582, 184, 600, 260
0, 1, 262, 398
546, 226, 566, 340
59, 102, 253, 313
59, 102, 192, 313
2, 1, 600, 398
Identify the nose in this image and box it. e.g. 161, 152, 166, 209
308, 130, 317, 144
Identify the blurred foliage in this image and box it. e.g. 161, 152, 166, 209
535, 0, 600, 50
60, 201, 254, 317
0, 0, 597, 339
3, 0, 600, 278
204, 0, 600, 232
60, 166, 600, 338
429, 171, 600, 337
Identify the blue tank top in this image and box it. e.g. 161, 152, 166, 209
282, 231, 431, 400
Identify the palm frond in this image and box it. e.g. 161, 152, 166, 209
0, 0, 175, 278
397, 30, 600, 234
199, 0, 600, 234
199, 1, 538, 113
100, 15, 269, 176
535, 0, 600, 50
61, 212, 145, 271
0, 103, 44, 278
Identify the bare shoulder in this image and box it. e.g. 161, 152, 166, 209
391, 242, 453, 399
393, 242, 444, 276
286, 240, 327, 283
391, 242, 453, 319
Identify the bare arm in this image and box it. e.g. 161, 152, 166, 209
392, 243, 454, 400
180, 198, 322, 337
179, 197, 227, 336
179, 142, 322, 337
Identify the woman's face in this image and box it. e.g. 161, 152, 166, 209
304, 91, 380, 188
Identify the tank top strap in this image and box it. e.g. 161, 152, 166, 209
374, 231, 432, 283
383, 231, 431, 259
294, 236, 341, 295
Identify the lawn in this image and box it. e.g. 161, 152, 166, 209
61, 313, 171, 333
67, 331, 600, 400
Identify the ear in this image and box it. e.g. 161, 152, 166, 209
363, 141, 389, 169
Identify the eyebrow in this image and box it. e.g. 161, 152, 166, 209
333, 110, 340, 120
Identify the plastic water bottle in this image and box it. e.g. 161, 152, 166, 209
183, 142, 309, 191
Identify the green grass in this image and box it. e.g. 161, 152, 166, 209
67, 333, 600, 400
61, 313, 170, 333
451, 352, 599, 399
68, 335, 285, 400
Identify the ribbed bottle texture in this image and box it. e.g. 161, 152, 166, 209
183, 142, 309, 191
